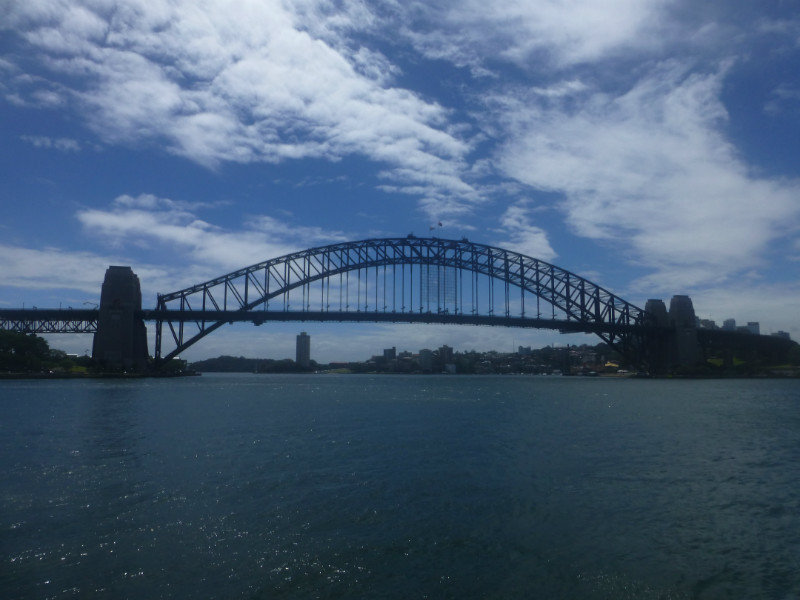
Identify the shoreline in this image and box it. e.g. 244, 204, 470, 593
0, 371, 200, 380
2, 369, 798, 380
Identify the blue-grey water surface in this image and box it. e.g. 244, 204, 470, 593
2, 374, 799, 599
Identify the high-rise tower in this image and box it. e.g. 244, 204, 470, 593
296, 331, 311, 368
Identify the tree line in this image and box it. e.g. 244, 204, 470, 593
0, 331, 91, 373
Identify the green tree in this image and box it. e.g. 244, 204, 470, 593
0, 331, 52, 372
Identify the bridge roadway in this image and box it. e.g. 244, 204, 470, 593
0, 308, 645, 336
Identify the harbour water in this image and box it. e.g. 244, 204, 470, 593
2, 374, 799, 598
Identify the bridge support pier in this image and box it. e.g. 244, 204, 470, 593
92, 266, 149, 371
643, 299, 671, 374
642, 296, 701, 373
669, 295, 701, 368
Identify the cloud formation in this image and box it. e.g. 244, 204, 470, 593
398, 0, 668, 70
0, 243, 167, 296
5, 0, 478, 217
77, 194, 349, 272
20, 135, 81, 151
494, 63, 800, 290
495, 203, 557, 261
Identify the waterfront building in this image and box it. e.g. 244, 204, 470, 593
722, 318, 736, 331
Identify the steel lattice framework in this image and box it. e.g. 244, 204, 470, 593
150, 237, 651, 362
0, 309, 99, 334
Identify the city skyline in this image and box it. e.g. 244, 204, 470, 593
2, 1, 800, 361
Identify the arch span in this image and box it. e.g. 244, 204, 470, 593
151, 237, 651, 363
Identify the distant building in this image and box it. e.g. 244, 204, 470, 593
698, 319, 717, 329
439, 344, 453, 363
296, 331, 311, 368
746, 322, 760, 335
418, 349, 433, 371
772, 331, 791, 340
722, 318, 736, 331
383, 347, 396, 360
518, 346, 532, 355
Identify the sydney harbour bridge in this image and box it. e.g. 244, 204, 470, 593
0, 237, 792, 372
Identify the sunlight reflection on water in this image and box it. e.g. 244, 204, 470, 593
1, 375, 799, 599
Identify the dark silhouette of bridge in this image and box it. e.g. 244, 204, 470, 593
1, 237, 793, 371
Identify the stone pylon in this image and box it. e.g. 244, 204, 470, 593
641, 296, 702, 372
92, 266, 149, 371
643, 299, 671, 373
668, 295, 701, 367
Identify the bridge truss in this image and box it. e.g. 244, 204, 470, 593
151, 237, 651, 363
0, 309, 98, 334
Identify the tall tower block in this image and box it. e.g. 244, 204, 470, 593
296, 331, 311, 369
92, 266, 149, 370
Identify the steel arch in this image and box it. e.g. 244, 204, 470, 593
152, 237, 649, 362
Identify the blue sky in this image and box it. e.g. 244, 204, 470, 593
2, 0, 799, 362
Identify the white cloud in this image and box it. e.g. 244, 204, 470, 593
494, 203, 557, 261
494, 62, 800, 290
529, 80, 590, 98
20, 135, 81, 151
765, 83, 800, 116
111, 193, 227, 212
755, 16, 800, 40
0, 194, 350, 304
77, 194, 349, 271
398, 0, 668, 70
0, 243, 171, 297
5, 0, 478, 212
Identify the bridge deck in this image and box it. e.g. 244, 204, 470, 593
142, 309, 646, 334
1, 308, 649, 336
